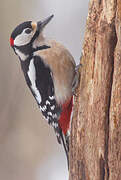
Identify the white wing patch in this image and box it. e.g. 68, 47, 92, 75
28, 59, 42, 104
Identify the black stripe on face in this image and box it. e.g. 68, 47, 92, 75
11, 21, 32, 40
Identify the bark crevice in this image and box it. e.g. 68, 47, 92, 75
105, 24, 117, 180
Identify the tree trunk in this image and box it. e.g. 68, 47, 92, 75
69, 0, 121, 180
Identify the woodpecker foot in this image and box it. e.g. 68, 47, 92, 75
75, 63, 82, 71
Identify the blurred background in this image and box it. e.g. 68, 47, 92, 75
0, 0, 89, 180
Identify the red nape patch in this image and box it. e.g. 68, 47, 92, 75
10, 37, 14, 46
59, 96, 73, 135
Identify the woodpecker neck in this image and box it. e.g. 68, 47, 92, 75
14, 43, 32, 61
32, 33, 45, 49
14, 34, 50, 61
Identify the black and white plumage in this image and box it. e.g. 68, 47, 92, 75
10, 15, 79, 167
21, 55, 62, 143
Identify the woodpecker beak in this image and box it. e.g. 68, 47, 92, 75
37, 15, 54, 30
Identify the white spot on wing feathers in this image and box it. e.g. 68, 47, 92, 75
51, 105, 55, 110
49, 96, 54, 100
28, 59, 42, 104
46, 100, 51, 105
40, 105, 47, 112
52, 114, 57, 119
47, 112, 52, 116
52, 122, 58, 128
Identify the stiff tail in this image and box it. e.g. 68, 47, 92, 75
60, 129, 69, 169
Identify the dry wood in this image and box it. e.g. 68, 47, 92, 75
69, 0, 121, 179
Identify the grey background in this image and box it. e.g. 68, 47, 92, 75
0, 0, 89, 179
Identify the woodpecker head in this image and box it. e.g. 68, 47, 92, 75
10, 15, 54, 60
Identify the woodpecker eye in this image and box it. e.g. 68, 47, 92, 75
25, 28, 32, 34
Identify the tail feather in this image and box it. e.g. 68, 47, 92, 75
60, 130, 69, 169
54, 126, 69, 169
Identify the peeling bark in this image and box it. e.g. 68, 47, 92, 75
69, 0, 121, 180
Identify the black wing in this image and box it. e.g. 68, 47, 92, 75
21, 55, 69, 165
26, 55, 62, 143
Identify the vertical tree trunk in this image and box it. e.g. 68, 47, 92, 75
69, 0, 121, 180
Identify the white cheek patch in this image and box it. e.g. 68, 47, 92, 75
14, 29, 34, 46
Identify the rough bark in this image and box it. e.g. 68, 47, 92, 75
69, 0, 121, 180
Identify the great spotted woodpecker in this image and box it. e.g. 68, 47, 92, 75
10, 15, 79, 166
